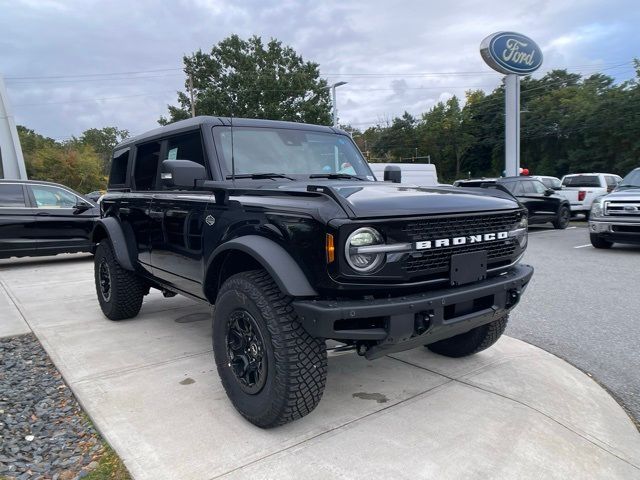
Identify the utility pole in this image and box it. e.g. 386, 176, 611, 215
328, 81, 347, 127
188, 73, 196, 118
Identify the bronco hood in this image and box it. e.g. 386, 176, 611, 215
281, 182, 518, 218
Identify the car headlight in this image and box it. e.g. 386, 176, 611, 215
345, 227, 385, 273
591, 198, 604, 218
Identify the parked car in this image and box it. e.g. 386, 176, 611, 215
589, 167, 640, 248
531, 175, 562, 190
368, 162, 439, 186
455, 176, 571, 229
0, 180, 98, 259
92, 116, 532, 428
560, 173, 622, 219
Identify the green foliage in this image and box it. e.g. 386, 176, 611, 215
76, 127, 129, 174
18, 126, 107, 193
160, 34, 332, 125
356, 63, 640, 183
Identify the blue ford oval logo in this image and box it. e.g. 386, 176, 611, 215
480, 32, 543, 75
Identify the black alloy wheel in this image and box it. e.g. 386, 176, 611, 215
226, 309, 268, 394
98, 259, 112, 303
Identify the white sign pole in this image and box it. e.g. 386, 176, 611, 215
0, 74, 28, 179
504, 73, 520, 177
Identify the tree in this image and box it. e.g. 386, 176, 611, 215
18, 126, 106, 193
160, 35, 332, 125
77, 127, 129, 174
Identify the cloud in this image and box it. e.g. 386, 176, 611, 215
1, 0, 638, 138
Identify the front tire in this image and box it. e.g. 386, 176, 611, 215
553, 206, 571, 229
427, 315, 508, 358
94, 241, 145, 320
212, 270, 327, 428
590, 233, 613, 249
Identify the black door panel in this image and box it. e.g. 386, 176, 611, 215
150, 193, 212, 296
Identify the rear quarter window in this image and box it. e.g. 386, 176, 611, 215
0, 184, 26, 207
109, 148, 130, 187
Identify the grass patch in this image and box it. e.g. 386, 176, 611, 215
82, 443, 131, 480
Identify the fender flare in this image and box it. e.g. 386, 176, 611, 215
91, 217, 136, 271
210, 236, 319, 297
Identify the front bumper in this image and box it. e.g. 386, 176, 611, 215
293, 264, 534, 359
589, 219, 640, 244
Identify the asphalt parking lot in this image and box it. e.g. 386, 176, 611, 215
508, 222, 640, 424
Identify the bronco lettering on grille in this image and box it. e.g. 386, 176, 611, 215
415, 231, 508, 250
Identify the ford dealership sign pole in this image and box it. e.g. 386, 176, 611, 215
480, 32, 543, 177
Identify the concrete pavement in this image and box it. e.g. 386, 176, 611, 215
1, 254, 639, 479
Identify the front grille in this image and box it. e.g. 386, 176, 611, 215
404, 241, 517, 273
605, 201, 640, 217
394, 210, 522, 275
401, 211, 522, 240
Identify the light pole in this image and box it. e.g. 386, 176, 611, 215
325, 81, 347, 127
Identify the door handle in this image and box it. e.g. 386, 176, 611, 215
36, 212, 51, 216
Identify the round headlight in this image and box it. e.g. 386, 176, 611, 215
345, 227, 384, 273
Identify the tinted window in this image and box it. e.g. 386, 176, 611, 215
540, 177, 561, 189
519, 181, 535, 194
30, 185, 77, 208
0, 184, 26, 207
133, 141, 162, 191
562, 175, 600, 187
109, 148, 129, 187
532, 181, 548, 194
165, 132, 207, 169
500, 182, 517, 193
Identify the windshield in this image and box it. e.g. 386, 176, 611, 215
619, 169, 640, 188
562, 175, 600, 187
213, 126, 374, 179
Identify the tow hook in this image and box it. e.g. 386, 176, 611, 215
356, 342, 370, 356
414, 311, 433, 335
506, 289, 520, 308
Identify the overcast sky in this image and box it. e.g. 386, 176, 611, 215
1, 0, 638, 140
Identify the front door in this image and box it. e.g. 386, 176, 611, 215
26, 184, 96, 255
149, 130, 212, 297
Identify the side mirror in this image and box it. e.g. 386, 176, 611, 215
161, 160, 206, 189
383, 165, 401, 183
544, 188, 554, 196
74, 200, 92, 213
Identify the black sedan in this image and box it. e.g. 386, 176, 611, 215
455, 176, 571, 229
0, 180, 99, 259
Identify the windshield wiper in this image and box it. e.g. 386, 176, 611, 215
309, 173, 365, 181
226, 173, 294, 180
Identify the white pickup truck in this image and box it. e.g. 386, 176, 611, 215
559, 173, 622, 219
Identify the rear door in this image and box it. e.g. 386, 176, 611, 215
26, 184, 96, 255
149, 130, 212, 296
0, 183, 37, 257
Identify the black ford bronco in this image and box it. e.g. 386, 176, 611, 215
92, 117, 533, 428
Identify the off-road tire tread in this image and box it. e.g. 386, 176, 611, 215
427, 315, 509, 358
94, 241, 145, 320
215, 270, 327, 428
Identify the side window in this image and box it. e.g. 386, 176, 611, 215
532, 181, 548, 194
133, 141, 162, 191
165, 131, 207, 168
109, 148, 130, 187
605, 176, 616, 187
0, 184, 26, 207
520, 182, 536, 194
30, 185, 78, 208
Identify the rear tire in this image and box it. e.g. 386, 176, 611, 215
94, 241, 145, 320
427, 315, 508, 358
212, 269, 327, 428
552, 206, 570, 229
590, 233, 613, 249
